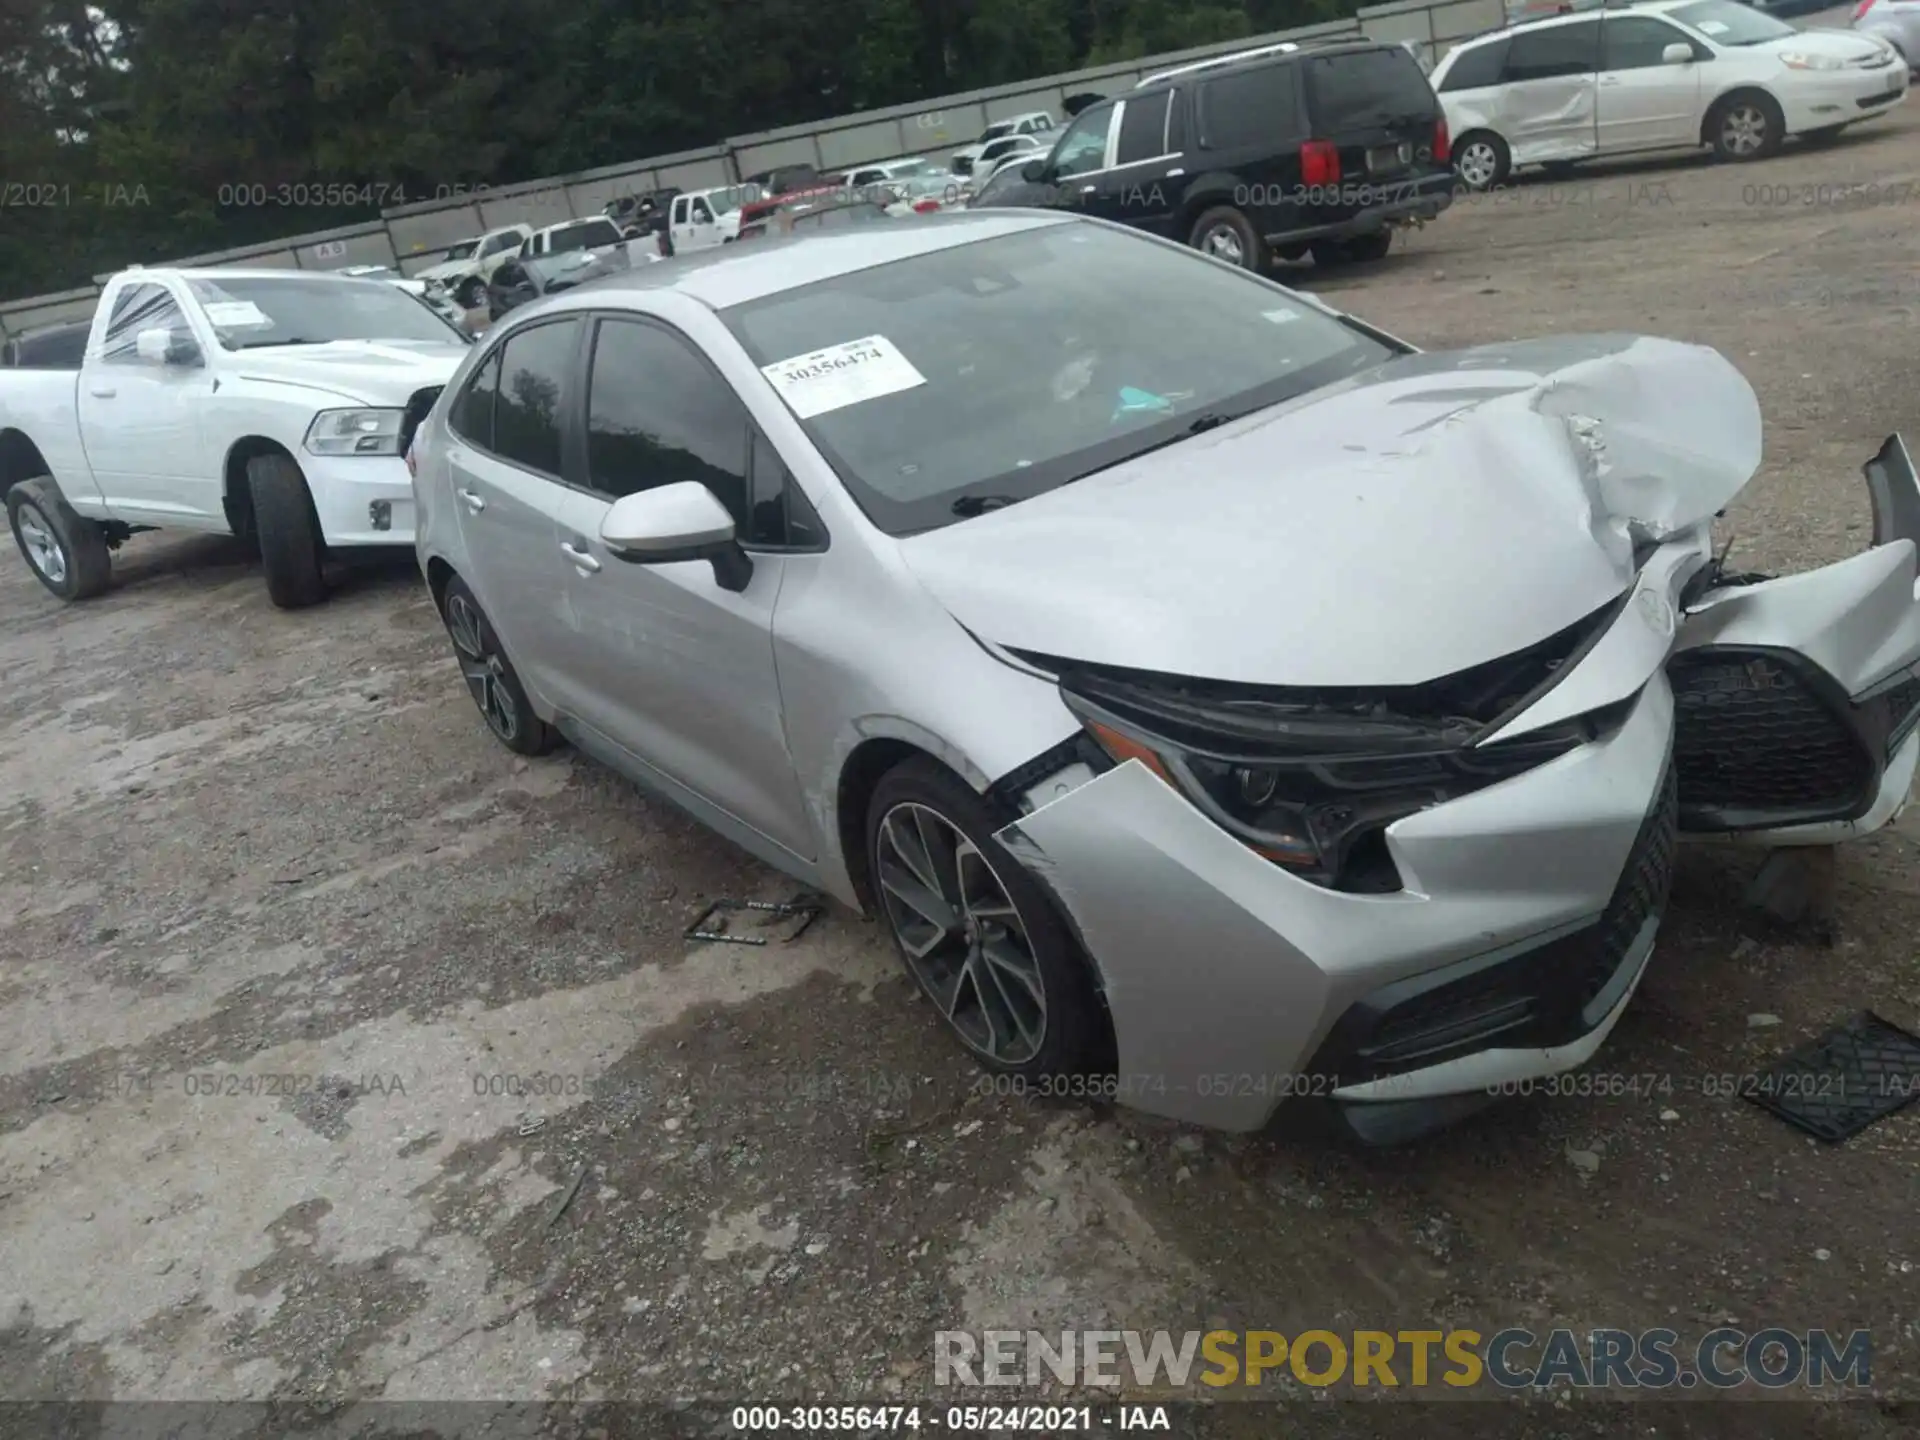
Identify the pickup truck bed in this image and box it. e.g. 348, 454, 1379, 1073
0, 265, 472, 608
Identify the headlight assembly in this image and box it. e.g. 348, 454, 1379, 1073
1780, 52, 1844, 71
1062, 674, 1625, 891
305, 408, 407, 457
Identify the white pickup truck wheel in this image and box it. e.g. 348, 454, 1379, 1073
7, 477, 111, 601
246, 453, 327, 610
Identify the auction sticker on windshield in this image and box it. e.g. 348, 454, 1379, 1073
204, 301, 272, 328
761, 335, 926, 419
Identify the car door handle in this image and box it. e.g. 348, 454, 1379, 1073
1600, 75, 1621, 86
560, 540, 601, 573
1164, 168, 1185, 178
87, 385, 115, 398
457, 488, 485, 513
1081, 184, 1098, 193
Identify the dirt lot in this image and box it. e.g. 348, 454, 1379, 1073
7, 71, 1920, 1440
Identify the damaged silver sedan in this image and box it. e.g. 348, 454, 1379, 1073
412, 210, 1920, 1142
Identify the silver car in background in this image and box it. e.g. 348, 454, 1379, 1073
1854, 0, 1920, 69
408, 212, 1920, 1143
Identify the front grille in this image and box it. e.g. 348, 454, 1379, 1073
1308, 758, 1678, 1086
1669, 649, 1875, 829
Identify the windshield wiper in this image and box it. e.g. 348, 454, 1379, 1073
950, 492, 1020, 517
233, 337, 316, 349
1065, 411, 1236, 484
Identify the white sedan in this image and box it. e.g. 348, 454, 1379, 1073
1433, 0, 1909, 189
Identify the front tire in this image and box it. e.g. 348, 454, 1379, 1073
1187, 206, 1268, 272
865, 757, 1106, 1079
6, 476, 111, 601
1708, 91, 1784, 162
439, 575, 555, 755
456, 276, 487, 310
247, 452, 327, 609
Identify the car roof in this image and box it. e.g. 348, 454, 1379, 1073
535, 209, 1070, 311
1451, 0, 1697, 44
124, 267, 391, 284
1131, 38, 1421, 95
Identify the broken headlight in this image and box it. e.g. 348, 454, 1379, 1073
1060, 678, 1621, 891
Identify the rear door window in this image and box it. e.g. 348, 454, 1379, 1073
1197, 65, 1303, 150
1503, 21, 1601, 82
1438, 39, 1510, 92
491, 319, 580, 477
1306, 48, 1436, 131
1114, 91, 1173, 166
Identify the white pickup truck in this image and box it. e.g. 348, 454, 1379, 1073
0, 265, 473, 608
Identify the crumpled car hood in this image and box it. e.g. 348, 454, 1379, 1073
899, 334, 1762, 687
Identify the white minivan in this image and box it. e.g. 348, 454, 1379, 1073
1432, 0, 1907, 189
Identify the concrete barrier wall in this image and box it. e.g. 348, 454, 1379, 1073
0, 2, 1482, 338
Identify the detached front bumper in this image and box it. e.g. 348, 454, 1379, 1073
993, 435, 1920, 1138
305, 453, 417, 547
996, 676, 1677, 1134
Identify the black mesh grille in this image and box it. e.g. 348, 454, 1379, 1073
1669, 650, 1875, 828
1321, 758, 1679, 1083
1880, 674, 1920, 752
1572, 759, 1677, 1015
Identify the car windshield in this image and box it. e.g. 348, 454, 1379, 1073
545, 219, 623, 253
1669, 0, 1793, 44
719, 220, 1396, 535
979, 122, 1014, 142
188, 275, 465, 348
442, 240, 479, 260
888, 159, 945, 180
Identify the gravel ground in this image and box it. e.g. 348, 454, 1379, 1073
6, 63, 1920, 1440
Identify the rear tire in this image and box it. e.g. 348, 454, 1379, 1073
1708, 91, 1784, 162
1187, 206, 1268, 272
865, 756, 1108, 1081
1452, 131, 1510, 192
247, 452, 327, 610
439, 574, 555, 755
6, 476, 111, 601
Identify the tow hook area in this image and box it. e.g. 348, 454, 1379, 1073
369, 499, 392, 532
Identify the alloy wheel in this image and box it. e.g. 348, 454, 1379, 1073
1199, 225, 1245, 266
444, 592, 522, 744
1721, 104, 1769, 157
15, 501, 68, 586
1457, 141, 1499, 190
875, 801, 1047, 1065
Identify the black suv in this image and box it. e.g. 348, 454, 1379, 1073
974, 40, 1453, 269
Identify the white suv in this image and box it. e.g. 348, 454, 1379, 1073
1432, 0, 1907, 189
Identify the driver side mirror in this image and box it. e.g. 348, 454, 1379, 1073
1661, 42, 1694, 64
135, 326, 203, 367
1019, 158, 1048, 183
600, 481, 754, 593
